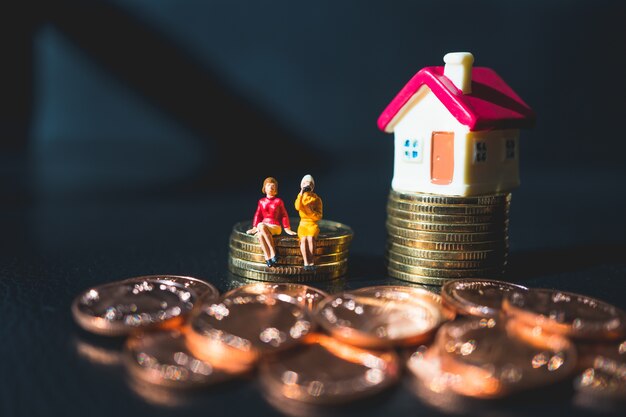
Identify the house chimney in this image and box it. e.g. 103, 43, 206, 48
443, 52, 474, 94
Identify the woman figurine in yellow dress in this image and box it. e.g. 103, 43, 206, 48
294, 174, 323, 271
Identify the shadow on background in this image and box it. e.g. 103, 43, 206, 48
50, 0, 324, 190
4, 0, 323, 195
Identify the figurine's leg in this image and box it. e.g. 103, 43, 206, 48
265, 232, 276, 259
262, 226, 277, 259
300, 238, 310, 266
256, 224, 272, 260
307, 236, 316, 265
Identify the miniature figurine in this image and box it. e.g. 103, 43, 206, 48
294, 175, 323, 270
377, 52, 535, 196
246, 177, 296, 267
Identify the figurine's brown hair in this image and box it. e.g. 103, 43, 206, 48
262, 177, 278, 194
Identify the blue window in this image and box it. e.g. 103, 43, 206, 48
474, 141, 487, 163
505, 139, 516, 160
403, 139, 422, 162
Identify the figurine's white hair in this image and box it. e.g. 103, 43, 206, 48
301, 174, 315, 188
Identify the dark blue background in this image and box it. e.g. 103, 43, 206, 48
1, 1, 625, 416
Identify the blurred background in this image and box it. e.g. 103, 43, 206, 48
4, 0, 626, 254
2, 1, 626, 416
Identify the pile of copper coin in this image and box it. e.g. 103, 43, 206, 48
386, 190, 509, 284
228, 219, 353, 282
72, 275, 626, 409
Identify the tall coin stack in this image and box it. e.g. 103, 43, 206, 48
229, 219, 353, 282
385, 189, 510, 285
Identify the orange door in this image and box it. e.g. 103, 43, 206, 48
431, 132, 454, 185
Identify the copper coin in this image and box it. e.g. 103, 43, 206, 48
407, 344, 463, 396
576, 339, 626, 370
406, 345, 475, 414
124, 275, 220, 301
407, 344, 536, 413
259, 333, 400, 404
124, 329, 236, 389
505, 316, 578, 352
503, 288, 626, 340
126, 375, 192, 407
123, 275, 219, 303
315, 286, 444, 348
224, 283, 329, 312
575, 351, 626, 399
74, 337, 124, 367
434, 316, 576, 398
442, 279, 528, 318
72, 279, 197, 336
186, 293, 313, 369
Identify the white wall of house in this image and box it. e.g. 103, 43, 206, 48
390, 86, 469, 196
389, 86, 521, 196
463, 129, 520, 195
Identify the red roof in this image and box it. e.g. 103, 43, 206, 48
378, 66, 535, 132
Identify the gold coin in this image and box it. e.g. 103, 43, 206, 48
387, 242, 506, 261
229, 257, 347, 275
389, 190, 511, 206
387, 207, 508, 224
387, 267, 454, 285
387, 259, 505, 279
386, 251, 507, 270
228, 264, 347, 283
387, 215, 508, 233
186, 292, 313, 369
229, 247, 347, 265
387, 200, 508, 215
502, 288, 626, 341
124, 329, 236, 388
224, 283, 329, 312
441, 279, 528, 318
229, 233, 351, 250
388, 236, 508, 252
386, 222, 506, 243
72, 279, 198, 336
259, 333, 400, 404
231, 219, 353, 247
224, 272, 347, 295
229, 239, 349, 256
315, 286, 446, 348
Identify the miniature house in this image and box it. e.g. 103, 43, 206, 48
378, 52, 535, 196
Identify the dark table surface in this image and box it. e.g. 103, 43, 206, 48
2, 150, 625, 417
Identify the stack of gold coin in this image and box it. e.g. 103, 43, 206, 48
228, 219, 353, 282
385, 189, 510, 285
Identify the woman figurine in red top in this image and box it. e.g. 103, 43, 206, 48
246, 177, 296, 267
